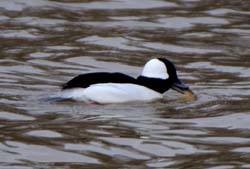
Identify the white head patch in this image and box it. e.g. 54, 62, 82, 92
141, 58, 169, 79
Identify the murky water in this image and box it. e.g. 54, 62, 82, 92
1, 0, 250, 168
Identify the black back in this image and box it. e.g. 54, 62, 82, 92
62, 72, 137, 90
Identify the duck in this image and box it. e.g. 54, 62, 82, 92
51, 58, 193, 104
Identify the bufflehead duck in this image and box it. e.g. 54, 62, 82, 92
53, 58, 192, 104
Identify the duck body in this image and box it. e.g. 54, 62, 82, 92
51, 58, 191, 104
60, 83, 162, 104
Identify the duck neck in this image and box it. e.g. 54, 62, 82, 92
136, 76, 172, 94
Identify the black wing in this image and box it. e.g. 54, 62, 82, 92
62, 72, 137, 90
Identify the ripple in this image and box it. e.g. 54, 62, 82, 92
0, 141, 100, 164
143, 42, 222, 54
212, 28, 250, 35
0, 0, 49, 11
146, 160, 176, 168
65, 142, 150, 160
207, 8, 250, 16
185, 113, 250, 130
109, 16, 142, 21
197, 137, 250, 144
13, 17, 67, 27
0, 64, 45, 74
46, 46, 79, 51
28, 59, 81, 69
25, 130, 63, 138
158, 16, 229, 29
100, 137, 212, 158
82, 20, 162, 30
185, 62, 250, 78
183, 32, 214, 38
0, 30, 39, 39
77, 36, 147, 51
232, 147, 250, 153
209, 165, 235, 169
0, 166, 32, 169
86, 16, 229, 30
86, 129, 112, 135
154, 129, 207, 136
119, 121, 170, 131
54, 0, 177, 10
99, 137, 142, 147
65, 56, 139, 75
0, 111, 34, 121
0, 16, 9, 21
29, 52, 53, 58
242, 165, 250, 169
135, 143, 176, 157
0, 0, 177, 12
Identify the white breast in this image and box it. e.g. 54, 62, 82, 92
57, 83, 163, 104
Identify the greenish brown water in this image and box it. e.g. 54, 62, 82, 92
0, 0, 250, 168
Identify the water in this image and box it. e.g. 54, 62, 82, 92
0, 0, 250, 168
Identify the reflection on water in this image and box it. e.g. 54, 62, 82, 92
1, 0, 250, 168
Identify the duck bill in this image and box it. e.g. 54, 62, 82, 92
171, 80, 191, 94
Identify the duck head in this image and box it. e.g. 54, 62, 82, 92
137, 58, 192, 94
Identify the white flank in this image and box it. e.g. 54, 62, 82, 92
141, 58, 169, 79
55, 83, 163, 104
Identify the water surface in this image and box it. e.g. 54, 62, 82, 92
0, 0, 250, 168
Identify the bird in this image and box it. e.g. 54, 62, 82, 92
50, 58, 193, 104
